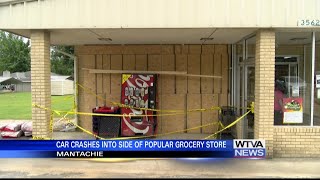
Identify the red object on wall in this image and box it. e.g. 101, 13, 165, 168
120, 74, 157, 136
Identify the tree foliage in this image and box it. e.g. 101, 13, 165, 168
0, 31, 74, 76
50, 46, 74, 76
0, 31, 31, 73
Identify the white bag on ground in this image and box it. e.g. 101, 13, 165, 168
24, 131, 32, 137
2, 123, 22, 132
0, 123, 8, 131
1, 130, 23, 138
21, 122, 32, 132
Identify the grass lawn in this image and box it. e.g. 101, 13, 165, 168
0, 92, 75, 119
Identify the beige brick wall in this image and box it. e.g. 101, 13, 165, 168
274, 127, 320, 157
31, 30, 52, 138
75, 45, 229, 134
254, 29, 275, 158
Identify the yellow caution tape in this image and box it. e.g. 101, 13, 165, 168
49, 112, 54, 133
77, 82, 222, 113
32, 136, 53, 140
203, 110, 252, 140
33, 103, 219, 118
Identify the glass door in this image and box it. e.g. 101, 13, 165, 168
245, 65, 255, 139
237, 63, 254, 139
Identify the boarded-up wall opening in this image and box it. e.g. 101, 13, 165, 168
75, 45, 230, 134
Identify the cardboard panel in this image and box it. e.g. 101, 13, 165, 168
187, 55, 201, 94
102, 55, 111, 95
189, 45, 201, 54
161, 54, 175, 94
187, 94, 201, 133
161, 95, 186, 133
96, 55, 103, 94
122, 55, 136, 70
135, 55, 148, 71
202, 45, 215, 54
201, 54, 214, 94
175, 54, 188, 94
174, 45, 189, 54
110, 55, 122, 95
201, 94, 219, 134
221, 53, 229, 94
214, 54, 222, 94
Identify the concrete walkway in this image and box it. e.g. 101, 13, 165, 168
0, 158, 319, 178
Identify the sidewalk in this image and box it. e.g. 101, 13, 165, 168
0, 158, 319, 178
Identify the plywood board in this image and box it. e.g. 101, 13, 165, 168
201, 94, 219, 134
122, 55, 136, 70
78, 55, 96, 98
96, 55, 103, 94
102, 55, 111, 95
156, 94, 162, 134
75, 45, 122, 55
215, 45, 228, 55
105, 93, 121, 107
147, 55, 161, 71
78, 92, 96, 132
161, 95, 186, 133
219, 93, 228, 107
147, 45, 161, 54
221, 53, 229, 94
148, 55, 162, 94
135, 55, 148, 71
214, 54, 222, 94
122, 45, 135, 55
110, 55, 122, 95
202, 45, 215, 54
189, 45, 201, 54
187, 94, 201, 133
174, 45, 189, 54
175, 54, 188, 94
201, 54, 214, 94
96, 93, 106, 107
187, 55, 200, 94
161, 54, 175, 94
161, 45, 174, 54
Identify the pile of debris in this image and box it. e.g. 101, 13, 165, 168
0, 121, 32, 138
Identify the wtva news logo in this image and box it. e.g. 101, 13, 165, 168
233, 139, 266, 158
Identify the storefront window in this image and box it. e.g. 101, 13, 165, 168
275, 32, 313, 126
313, 32, 320, 126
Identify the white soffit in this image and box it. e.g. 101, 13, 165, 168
7, 28, 257, 45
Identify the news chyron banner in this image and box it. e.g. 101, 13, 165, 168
0, 140, 266, 158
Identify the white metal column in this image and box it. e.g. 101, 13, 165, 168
311, 32, 316, 126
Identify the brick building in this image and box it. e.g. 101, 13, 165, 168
0, 0, 319, 158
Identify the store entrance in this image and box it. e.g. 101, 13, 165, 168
237, 56, 299, 139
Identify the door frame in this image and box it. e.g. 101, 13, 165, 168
234, 55, 301, 138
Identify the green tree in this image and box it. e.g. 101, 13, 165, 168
0, 31, 31, 73
51, 46, 74, 76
